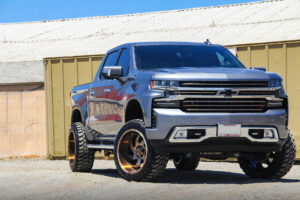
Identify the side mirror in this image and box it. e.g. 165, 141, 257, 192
102, 66, 123, 79
250, 67, 266, 72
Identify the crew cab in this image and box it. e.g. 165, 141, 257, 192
68, 42, 295, 181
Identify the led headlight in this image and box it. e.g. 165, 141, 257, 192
151, 80, 179, 89
275, 88, 286, 97
268, 80, 282, 88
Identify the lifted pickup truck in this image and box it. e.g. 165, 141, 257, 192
69, 42, 296, 181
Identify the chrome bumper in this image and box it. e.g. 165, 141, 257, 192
168, 126, 278, 143
145, 108, 288, 140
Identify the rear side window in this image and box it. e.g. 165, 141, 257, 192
100, 50, 120, 79
117, 49, 130, 76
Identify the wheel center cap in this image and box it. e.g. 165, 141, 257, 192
135, 146, 144, 158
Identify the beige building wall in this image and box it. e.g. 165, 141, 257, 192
0, 87, 47, 159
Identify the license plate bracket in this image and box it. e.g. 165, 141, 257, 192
218, 124, 241, 137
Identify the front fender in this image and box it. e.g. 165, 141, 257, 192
124, 82, 164, 127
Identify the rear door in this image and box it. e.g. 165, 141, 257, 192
87, 50, 120, 135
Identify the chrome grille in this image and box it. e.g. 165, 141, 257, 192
238, 91, 276, 96
180, 98, 267, 113
179, 81, 268, 88
170, 91, 217, 95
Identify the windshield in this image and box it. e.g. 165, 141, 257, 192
134, 45, 245, 70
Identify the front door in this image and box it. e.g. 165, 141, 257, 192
87, 49, 121, 136
101, 48, 130, 135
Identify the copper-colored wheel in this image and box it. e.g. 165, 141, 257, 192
117, 129, 148, 174
68, 131, 75, 165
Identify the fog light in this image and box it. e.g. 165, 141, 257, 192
249, 129, 264, 139
175, 130, 187, 139
264, 129, 274, 138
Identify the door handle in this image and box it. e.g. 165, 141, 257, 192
104, 88, 111, 93
90, 91, 95, 97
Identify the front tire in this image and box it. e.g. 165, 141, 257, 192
68, 122, 95, 172
238, 132, 296, 179
114, 119, 169, 181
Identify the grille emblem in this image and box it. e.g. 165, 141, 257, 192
222, 89, 237, 97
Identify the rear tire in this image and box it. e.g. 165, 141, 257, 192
114, 119, 169, 182
238, 132, 296, 179
173, 154, 200, 171
68, 122, 95, 172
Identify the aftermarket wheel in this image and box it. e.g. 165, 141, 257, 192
68, 122, 95, 172
238, 132, 296, 179
114, 119, 169, 181
173, 154, 200, 171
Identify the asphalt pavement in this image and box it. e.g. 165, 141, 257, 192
0, 159, 299, 200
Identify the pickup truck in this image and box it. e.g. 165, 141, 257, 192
68, 42, 296, 181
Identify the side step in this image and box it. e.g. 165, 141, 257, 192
87, 144, 114, 150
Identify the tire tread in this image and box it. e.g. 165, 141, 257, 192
69, 122, 95, 172
238, 132, 296, 179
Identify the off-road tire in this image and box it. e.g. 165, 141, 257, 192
238, 132, 296, 179
69, 122, 95, 172
173, 154, 200, 171
114, 119, 169, 182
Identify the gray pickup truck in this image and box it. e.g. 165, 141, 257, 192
68, 42, 295, 181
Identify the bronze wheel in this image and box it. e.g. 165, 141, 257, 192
68, 131, 76, 165
114, 119, 169, 181
117, 129, 148, 174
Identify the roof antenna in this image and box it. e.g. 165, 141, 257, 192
204, 39, 211, 45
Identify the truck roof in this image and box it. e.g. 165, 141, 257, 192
133, 41, 220, 46
109, 41, 222, 53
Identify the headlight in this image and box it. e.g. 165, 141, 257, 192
267, 99, 283, 108
153, 100, 179, 108
268, 80, 282, 88
275, 88, 286, 97
150, 80, 179, 89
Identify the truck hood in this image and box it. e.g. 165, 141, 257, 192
150, 67, 282, 81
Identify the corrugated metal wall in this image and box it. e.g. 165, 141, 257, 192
44, 41, 300, 159
44, 55, 103, 159
0, 89, 47, 158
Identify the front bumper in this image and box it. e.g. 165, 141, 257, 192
145, 108, 288, 153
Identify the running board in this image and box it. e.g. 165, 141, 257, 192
87, 144, 114, 150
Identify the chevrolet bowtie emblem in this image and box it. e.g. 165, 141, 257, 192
222, 89, 237, 96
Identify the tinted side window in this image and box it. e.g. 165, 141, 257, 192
117, 49, 129, 76
100, 50, 120, 79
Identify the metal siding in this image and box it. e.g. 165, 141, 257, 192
45, 62, 54, 157
286, 43, 300, 155
78, 58, 93, 85
268, 44, 287, 90
63, 59, 78, 154
92, 57, 103, 79
250, 46, 268, 69
51, 60, 66, 156
45, 55, 103, 158
237, 47, 250, 67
